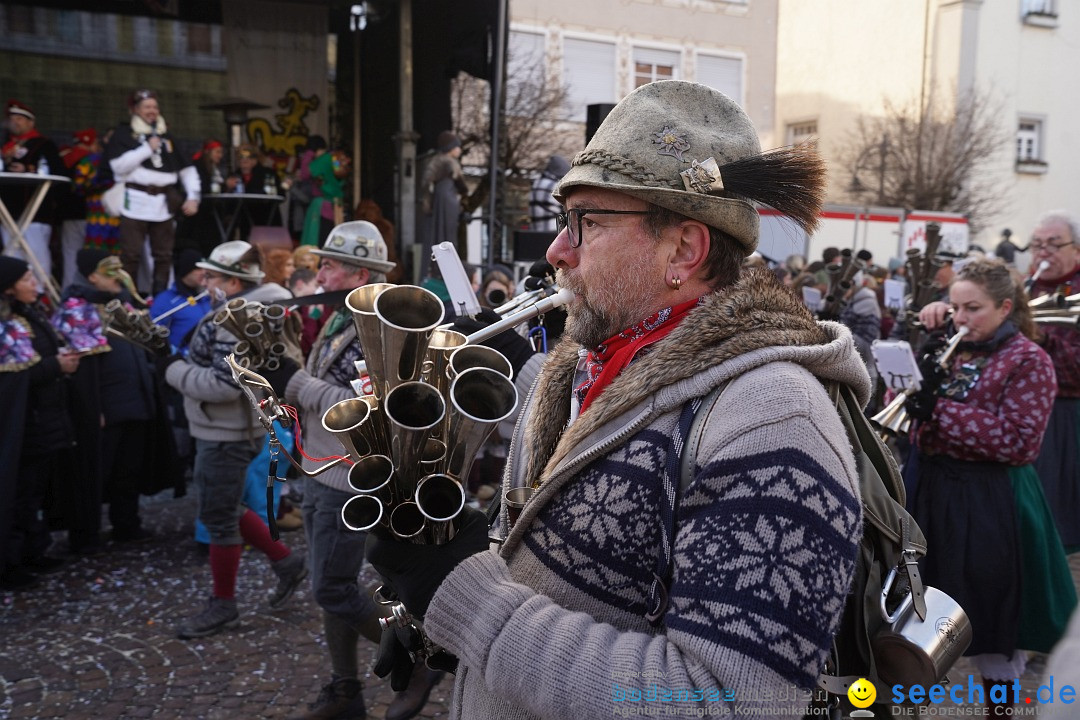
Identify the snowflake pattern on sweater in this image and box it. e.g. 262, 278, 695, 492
523, 426, 860, 689
917, 332, 1056, 465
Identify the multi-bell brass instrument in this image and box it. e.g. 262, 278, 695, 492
102, 299, 171, 354
224, 352, 351, 540
227, 281, 573, 659
819, 248, 867, 318
213, 298, 301, 371
329, 283, 571, 543
901, 222, 947, 347
871, 325, 969, 439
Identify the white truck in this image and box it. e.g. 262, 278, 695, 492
758, 204, 969, 265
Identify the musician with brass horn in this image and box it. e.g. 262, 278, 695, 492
53, 249, 179, 554
149, 248, 210, 487
920, 211, 1080, 552
162, 240, 308, 640
149, 248, 211, 352
906, 258, 1074, 711
1025, 211, 1080, 553
364, 81, 871, 718
256, 221, 445, 720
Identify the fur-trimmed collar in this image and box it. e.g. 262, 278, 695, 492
130, 114, 168, 137
521, 268, 864, 486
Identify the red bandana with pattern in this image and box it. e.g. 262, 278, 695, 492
575, 296, 701, 414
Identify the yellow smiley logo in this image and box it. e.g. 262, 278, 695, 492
847, 677, 877, 708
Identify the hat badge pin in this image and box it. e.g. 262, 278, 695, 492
680, 157, 723, 194
653, 126, 690, 161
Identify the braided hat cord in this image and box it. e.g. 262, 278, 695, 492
571, 149, 682, 190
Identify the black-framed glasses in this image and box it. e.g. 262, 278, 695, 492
1030, 237, 1074, 254
555, 208, 656, 248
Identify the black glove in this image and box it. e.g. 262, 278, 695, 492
373, 624, 459, 689
917, 352, 948, 394
451, 308, 537, 377
904, 388, 938, 422
365, 505, 490, 620
261, 356, 300, 398
374, 623, 420, 691
155, 352, 183, 384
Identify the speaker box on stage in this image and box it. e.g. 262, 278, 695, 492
513, 230, 556, 262
586, 103, 616, 145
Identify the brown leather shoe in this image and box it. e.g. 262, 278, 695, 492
384, 661, 443, 720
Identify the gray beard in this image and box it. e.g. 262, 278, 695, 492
564, 304, 625, 350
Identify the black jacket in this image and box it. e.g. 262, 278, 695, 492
17, 301, 76, 456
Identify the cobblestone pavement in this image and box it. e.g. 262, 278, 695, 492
0, 491, 450, 719
3, 492, 1079, 719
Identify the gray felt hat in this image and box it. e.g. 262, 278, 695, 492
312, 221, 397, 274
554, 80, 762, 255
197, 240, 265, 282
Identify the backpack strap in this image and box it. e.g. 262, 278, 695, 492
679, 381, 730, 493
644, 380, 730, 626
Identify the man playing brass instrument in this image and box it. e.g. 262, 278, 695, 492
162, 241, 305, 639
365, 81, 869, 717
257, 221, 447, 719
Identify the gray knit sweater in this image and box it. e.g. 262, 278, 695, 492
423, 269, 869, 719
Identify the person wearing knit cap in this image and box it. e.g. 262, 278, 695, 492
366, 81, 869, 719
418, 129, 468, 279
151, 248, 210, 351
1, 99, 68, 280
104, 88, 201, 295
1, 256, 79, 591
150, 247, 211, 539
0, 256, 29, 294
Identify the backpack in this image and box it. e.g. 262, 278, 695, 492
671, 379, 933, 701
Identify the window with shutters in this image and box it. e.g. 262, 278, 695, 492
562, 38, 617, 122
695, 53, 743, 105
506, 30, 546, 118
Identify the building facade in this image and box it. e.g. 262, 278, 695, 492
775, 0, 1080, 261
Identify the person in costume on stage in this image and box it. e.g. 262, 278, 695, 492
908, 258, 1076, 712
1, 99, 68, 279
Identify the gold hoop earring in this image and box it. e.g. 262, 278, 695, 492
670, 276, 681, 290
